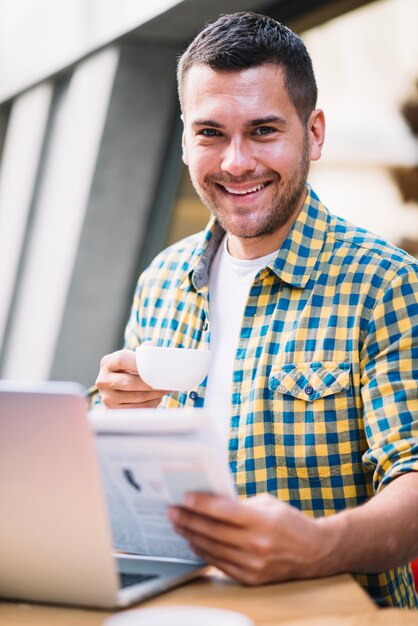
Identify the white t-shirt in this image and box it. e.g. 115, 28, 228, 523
204, 236, 278, 447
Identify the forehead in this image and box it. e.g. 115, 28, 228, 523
181, 63, 297, 122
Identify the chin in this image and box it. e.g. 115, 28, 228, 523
221, 221, 266, 239
217, 211, 268, 236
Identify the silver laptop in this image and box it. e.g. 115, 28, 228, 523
0, 382, 207, 608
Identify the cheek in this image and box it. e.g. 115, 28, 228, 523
187, 148, 219, 181
257, 143, 298, 171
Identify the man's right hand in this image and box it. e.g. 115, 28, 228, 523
95, 349, 169, 409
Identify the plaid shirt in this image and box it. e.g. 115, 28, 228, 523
123, 185, 418, 608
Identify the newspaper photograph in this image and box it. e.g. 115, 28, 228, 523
89, 409, 236, 563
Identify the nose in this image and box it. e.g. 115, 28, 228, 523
220, 138, 256, 177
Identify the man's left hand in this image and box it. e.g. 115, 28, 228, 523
168, 493, 336, 585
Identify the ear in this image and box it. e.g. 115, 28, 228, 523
181, 114, 189, 166
308, 109, 326, 162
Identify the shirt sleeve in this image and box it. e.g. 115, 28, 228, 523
360, 263, 418, 493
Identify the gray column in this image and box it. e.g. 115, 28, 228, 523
50, 43, 180, 387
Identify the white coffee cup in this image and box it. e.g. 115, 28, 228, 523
104, 606, 255, 626
135, 343, 211, 391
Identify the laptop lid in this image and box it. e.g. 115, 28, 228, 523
0, 382, 120, 608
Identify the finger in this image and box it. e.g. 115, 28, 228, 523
97, 369, 170, 396
100, 349, 137, 374
169, 507, 243, 546
98, 372, 147, 392
174, 521, 248, 560
102, 393, 169, 409
181, 494, 249, 527
104, 399, 165, 409
187, 544, 266, 586
102, 387, 169, 402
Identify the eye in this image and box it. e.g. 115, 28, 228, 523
199, 128, 222, 137
253, 126, 275, 136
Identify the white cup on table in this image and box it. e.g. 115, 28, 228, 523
104, 605, 255, 626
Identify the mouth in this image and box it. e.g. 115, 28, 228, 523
216, 181, 270, 196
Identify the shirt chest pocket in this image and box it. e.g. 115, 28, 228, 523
267, 361, 360, 481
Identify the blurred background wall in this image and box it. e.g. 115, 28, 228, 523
0, 0, 416, 387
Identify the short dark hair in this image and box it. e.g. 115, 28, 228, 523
177, 12, 318, 124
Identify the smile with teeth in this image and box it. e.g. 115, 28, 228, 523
221, 182, 267, 195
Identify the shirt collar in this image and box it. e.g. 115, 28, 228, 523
269, 185, 330, 288
180, 217, 224, 291
182, 185, 330, 291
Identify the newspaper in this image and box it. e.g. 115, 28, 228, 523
88, 409, 236, 563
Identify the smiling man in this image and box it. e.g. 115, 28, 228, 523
95, 12, 418, 607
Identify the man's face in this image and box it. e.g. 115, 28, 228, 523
181, 63, 319, 241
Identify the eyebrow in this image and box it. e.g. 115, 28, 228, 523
250, 115, 287, 127
191, 119, 225, 129
191, 115, 287, 129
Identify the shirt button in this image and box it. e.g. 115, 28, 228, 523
189, 391, 198, 401
304, 385, 314, 396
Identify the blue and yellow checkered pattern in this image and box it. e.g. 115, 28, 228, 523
123, 185, 418, 607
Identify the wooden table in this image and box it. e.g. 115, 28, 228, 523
0, 569, 387, 626
1, 569, 417, 625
